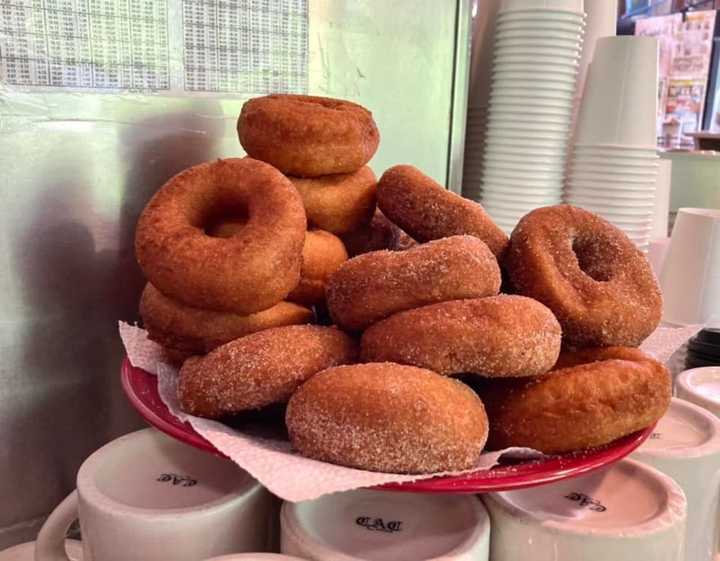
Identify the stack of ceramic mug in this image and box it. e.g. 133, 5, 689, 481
564, 36, 660, 250
480, 0, 586, 233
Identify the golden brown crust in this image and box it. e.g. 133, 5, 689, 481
140, 284, 313, 355
361, 295, 561, 377
327, 236, 501, 331
135, 158, 306, 314
288, 230, 349, 307
474, 347, 671, 453
238, 95, 380, 177
503, 205, 662, 348
290, 167, 377, 234
178, 325, 358, 418
377, 165, 508, 256
286, 362, 489, 473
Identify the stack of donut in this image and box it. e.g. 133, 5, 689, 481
134, 94, 670, 476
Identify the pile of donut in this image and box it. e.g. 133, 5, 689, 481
134, 94, 669, 475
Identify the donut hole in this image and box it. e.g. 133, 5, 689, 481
202, 199, 249, 239
572, 237, 614, 282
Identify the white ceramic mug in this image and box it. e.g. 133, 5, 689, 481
482, 459, 687, 561
280, 489, 490, 561
36, 429, 273, 561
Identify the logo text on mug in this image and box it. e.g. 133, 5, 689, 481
157, 473, 198, 487
355, 516, 403, 533
564, 492, 607, 512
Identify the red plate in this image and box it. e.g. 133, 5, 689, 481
121, 357, 653, 493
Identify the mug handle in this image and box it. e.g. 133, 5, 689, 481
35, 491, 79, 561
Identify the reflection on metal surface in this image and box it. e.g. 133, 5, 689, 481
0, 0, 468, 546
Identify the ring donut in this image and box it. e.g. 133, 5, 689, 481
286, 362, 489, 473
340, 210, 413, 257
135, 158, 306, 314
377, 165, 508, 256
140, 283, 313, 356
327, 236, 501, 331
288, 230, 349, 307
290, 166, 377, 234
238, 94, 380, 177
361, 295, 561, 377
503, 205, 662, 348
473, 347, 671, 453
178, 325, 358, 418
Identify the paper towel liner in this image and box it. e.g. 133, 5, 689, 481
203, 556, 305, 561
676, 367, 720, 418
632, 398, 720, 561
118, 322, 699, 503
280, 490, 490, 561
483, 459, 687, 561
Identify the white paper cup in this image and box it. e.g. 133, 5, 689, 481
483, 199, 561, 213
492, 70, 578, 85
483, 154, 567, 169
486, 128, 570, 141
497, 9, 586, 23
500, 0, 584, 14
483, 183, 565, 196
496, 20, 585, 33
494, 52, 580, 66
574, 143, 659, 154
483, 459, 686, 561
652, 159, 672, 239
578, 0, 617, 92
490, 110, 573, 124
36, 429, 273, 561
677, 368, 720, 419
280, 490, 490, 561
490, 90, 575, 103
494, 44, 582, 58
570, 160, 660, 175
632, 398, 720, 561
494, 36, 584, 50
565, 187, 657, 201
660, 208, 720, 326
492, 62, 580, 76
483, 167, 565, 181
203, 556, 306, 561
486, 120, 571, 133
568, 170, 658, 184
567, 179, 657, 193
575, 36, 659, 146
481, 192, 562, 205
566, 202, 654, 216
496, 30, 582, 42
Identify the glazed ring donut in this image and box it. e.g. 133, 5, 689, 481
327, 236, 501, 331
286, 362, 489, 473
140, 284, 313, 356
135, 158, 306, 314
503, 205, 662, 348
290, 166, 377, 234
361, 295, 561, 377
474, 347, 671, 453
377, 165, 508, 256
288, 230, 349, 307
238, 94, 380, 177
178, 325, 358, 418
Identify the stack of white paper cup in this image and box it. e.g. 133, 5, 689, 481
481, 0, 586, 233
482, 459, 687, 561
463, 105, 490, 201
632, 398, 720, 561
280, 489, 490, 560
565, 36, 660, 249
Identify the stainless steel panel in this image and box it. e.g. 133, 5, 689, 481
0, 0, 468, 546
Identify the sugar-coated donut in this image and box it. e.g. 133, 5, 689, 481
361, 295, 561, 377
503, 205, 662, 348
327, 236, 501, 331
238, 95, 380, 177
340, 210, 411, 257
377, 165, 508, 256
288, 230, 349, 307
290, 167, 377, 234
178, 325, 358, 418
135, 158, 306, 314
286, 362, 489, 473
474, 347, 671, 453
140, 284, 313, 355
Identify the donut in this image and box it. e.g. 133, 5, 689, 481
140, 284, 313, 355
340, 210, 406, 257
238, 94, 380, 177
376, 165, 508, 256
178, 325, 358, 418
290, 167, 377, 234
288, 230, 349, 307
503, 205, 662, 348
135, 158, 306, 314
361, 295, 561, 377
327, 236, 501, 331
286, 362, 489, 473
473, 347, 671, 453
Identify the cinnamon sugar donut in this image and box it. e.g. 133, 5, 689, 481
503, 205, 662, 348
290, 167, 377, 234
238, 95, 380, 177
135, 158, 306, 314
361, 295, 561, 377
377, 165, 508, 256
327, 236, 501, 331
140, 284, 313, 355
340, 210, 413, 257
286, 362, 489, 473
178, 325, 358, 418
288, 230, 349, 307
474, 347, 671, 453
